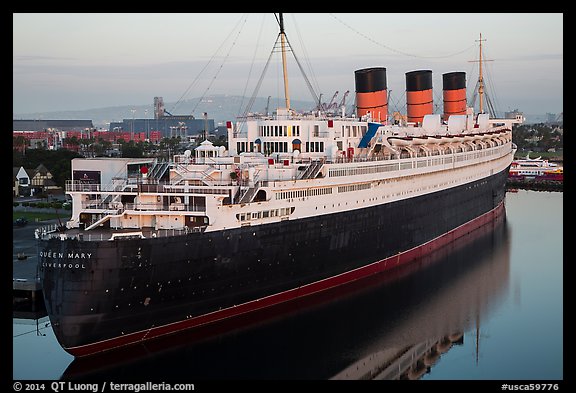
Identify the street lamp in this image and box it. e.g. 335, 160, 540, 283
144, 109, 149, 141
131, 108, 136, 141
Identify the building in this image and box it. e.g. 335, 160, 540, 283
13, 164, 61, 197
108, 97, 215, 139
505, 109, 524, 120
13, 119, 95, 150
13, 166, 34, 197
13, 119, 94, 132
30, 164, 60, 193
108, 117, 215, 139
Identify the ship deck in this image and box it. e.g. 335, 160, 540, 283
36, 224, 206, 242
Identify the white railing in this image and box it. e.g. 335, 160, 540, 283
36, 225, 207, 241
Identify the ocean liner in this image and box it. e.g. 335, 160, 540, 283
37, 14, 522, 357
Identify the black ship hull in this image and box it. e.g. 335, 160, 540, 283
39, 167, 508, 356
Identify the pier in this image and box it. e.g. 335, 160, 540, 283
506, 178, 562, 192
13, 219, 57, 306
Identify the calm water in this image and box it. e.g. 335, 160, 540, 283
12, 189, 563, 381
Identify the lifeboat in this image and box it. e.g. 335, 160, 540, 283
411, 136, 429, 145
440, 134, 456, 143
449, 332, 464, 342
481, 131, 496, 140
436, 338, 453, 353
387, 136, 413, 146
407, 361, 428, 380
424, 350, 441, 367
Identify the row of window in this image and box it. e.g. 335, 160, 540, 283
259, 125, 301, 137
340, 125, 366, 138
275, 187, 333, 200
236, 207, 295, 222
306, 141, 325, 153
263, 141, 289, 153
338, 183, 372, 193
257, 123, 367, 138
514, 170, 547, 175
236, 141, 325, 154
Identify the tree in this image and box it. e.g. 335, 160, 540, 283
120, 140, 143, 158
13, 135, 27, 152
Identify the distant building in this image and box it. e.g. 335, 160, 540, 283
546, 113, 557, 123
13, 119, 95, 150
108, 117, 215, 139
13, 119, 94, 132
505, 109, 523, 120
109, 97, 215, 138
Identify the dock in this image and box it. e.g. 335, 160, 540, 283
506, 179, 563, 192
13, 218, 59, 303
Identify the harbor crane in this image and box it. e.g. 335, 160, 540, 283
338, 90, 350, 108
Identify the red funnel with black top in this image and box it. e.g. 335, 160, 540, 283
442, 72, 467, 121
355, 67, 387, 122
406, 70, 433, 124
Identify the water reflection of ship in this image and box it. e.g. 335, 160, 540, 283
13, 291, 47, 320
331, 212, 510, 380
63, 207, 510, 380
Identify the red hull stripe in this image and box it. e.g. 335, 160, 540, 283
67, 201, 506, 357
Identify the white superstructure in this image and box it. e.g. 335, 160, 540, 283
56, 109, 521, 239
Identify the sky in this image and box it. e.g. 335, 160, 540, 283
13, 13, 563, 116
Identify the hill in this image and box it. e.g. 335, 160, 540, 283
13, 95, 550, 129
13, 95, 333, 129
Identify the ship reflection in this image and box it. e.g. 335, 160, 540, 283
12, 294, 48, 320
331, 213, 510, 380
63, 212, 510, 380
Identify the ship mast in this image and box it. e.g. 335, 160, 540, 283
277, 13, 291, 110
477, 33, 485, 114
469, 33, 494, 115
